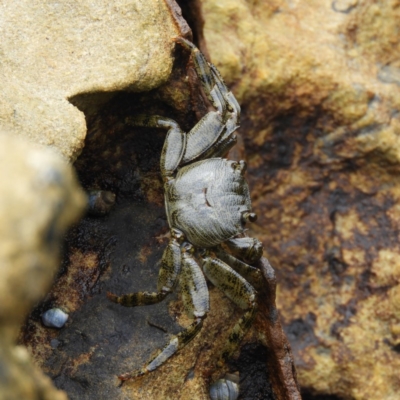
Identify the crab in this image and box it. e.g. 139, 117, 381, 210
107, 37, 263, 381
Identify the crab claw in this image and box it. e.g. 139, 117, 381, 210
231, 160, 247, 175
238, 160, 247, 175
181, 242, 195, 255
171, 228, 184, 242
106, 291, 118, 303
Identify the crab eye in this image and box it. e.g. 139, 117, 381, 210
242, 212, 257, 224
248, 213, 257, 222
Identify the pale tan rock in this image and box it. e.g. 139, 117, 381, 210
0, 132, 86, 400
0, 0, 183, 160
200, 0, 400, 399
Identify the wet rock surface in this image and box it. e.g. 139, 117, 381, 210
200, 0, 400, 399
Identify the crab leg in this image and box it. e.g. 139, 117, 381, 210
126, 111, 228, 176
179, 243, 210, 319
175, 37, 226, 114
175, 37, 240, 164
202, 255, 257, 363
209, 63, 241, 118
207, 65, 241, 156
118, 243, 209, 381
107, 229, 182, 307
127, 39, 241, 174
225, 236, 263, 264
125, 115, 185, 180
214, 246, 262, 284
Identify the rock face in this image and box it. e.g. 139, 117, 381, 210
20, 33, 299, 400
2, 0, 300, 398
0, 1, 190, 398
0, 0, 183, 160
200, 0, 400, 399
0, 132, 86, 400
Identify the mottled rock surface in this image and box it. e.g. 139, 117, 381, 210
1, 1, 188, 398
0, 133, 86, 400
200, 0, 400, 399
21, 40, 299, 399
6, 0, 300, 398
0, 0, 182, 160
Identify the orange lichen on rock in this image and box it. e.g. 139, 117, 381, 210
200, 0, 400, 398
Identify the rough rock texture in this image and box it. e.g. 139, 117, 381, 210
200, 0, 400, 399
20, 38, 299, 398
0, 133, 86, 400
1, 1, 190, 398
0, 0, 184, 160
5, 0, 300, 398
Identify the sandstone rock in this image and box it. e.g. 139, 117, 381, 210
200, 0, 400, 398
0, 132, 86, 400
0, 0, 186, 161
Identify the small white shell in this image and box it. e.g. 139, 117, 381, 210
42, 308, 69, 328
209, 377, 239, 400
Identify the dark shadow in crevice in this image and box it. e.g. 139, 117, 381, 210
175, 0, 210, 58
302, 391, 345, 400
230, 343, 276, 400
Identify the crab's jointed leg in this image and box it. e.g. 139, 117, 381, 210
118, 243, 209, 381
125, 110, 228, 178
175, 37, 225, 113
175, 37, 240, 164
214, 246, 262, 285
125, 115, 186, 180
107, 229, 183, 307
175, 37, 240, 118
126, 38, 241, 180
225, 236, 264, 264
209, 62, 241, 117
180, 243, 210, 318
207, 64, 241, 153
202, 255, 257, 363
